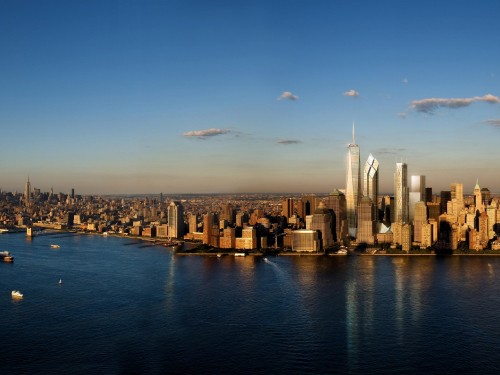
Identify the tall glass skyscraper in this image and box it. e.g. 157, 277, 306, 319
363, 153, 379, 207
346, 123, 361, 237
394, 162, 409, 223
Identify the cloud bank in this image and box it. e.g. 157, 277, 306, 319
183, 128, 230, 138
410, 94, 499, 113
278, 91, 299, 101
343, 89, 359, 98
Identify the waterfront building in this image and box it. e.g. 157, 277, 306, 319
486, 206, 497, 239
394, 162, 409, 224
306, 202, 334, 250
292, 230, 319, 252
356, 197, 376, 245
235, 227, 257, 250
167, 201, 184, 239
413, 201, 427, 244
346, 123, 361, 237
392, 221, 403, 245
409, 175, 425, 222
220, 227, 236, 249
421, 222, 432, 248
401, 223, 412, 252
157, 224, 168, 238
188, 214, 198, 234
202, 213, 214, 245
324, 189, 348, 243
363, 154, 379, 211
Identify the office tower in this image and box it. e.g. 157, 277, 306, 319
394, 162, 409, 224
440, 191, 451, 215
324, 189, 348, 243
481, 188, 491, 207
292, 230, 319, 252
409, 175, 425, 222
413, 201, 428, 243
167, 201, 184, 238
71, 188, 75, 199
425, 187, 433, 203
282, 198, 294, 218
363, 154, 379, 210
202, 213, 214, 245
401, 224, 412, 252
188, 214, 198, 234
356, 197, 376, 244
346, 123, 361, 237
306, 202, 334, 250
24, 177, 31, 203
450, 183, 463, 210
300, 195, 317, 218
474, 180, 483, 213
220, 203, 234, 224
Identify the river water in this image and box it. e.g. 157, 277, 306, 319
1, 233, 500, 374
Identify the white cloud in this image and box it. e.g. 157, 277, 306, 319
483, 119, 500, 128
343, 89, 359, 98
183, 128, 230, 138
403, 78, 409, 85
410, 94, 499, 114
277, 91, 299, 101
277, 139, 301, 145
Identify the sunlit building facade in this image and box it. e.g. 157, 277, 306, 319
394, 162, 409, 224
346, 124, 361, 237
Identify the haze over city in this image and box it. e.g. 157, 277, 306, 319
1, 1, 499, 194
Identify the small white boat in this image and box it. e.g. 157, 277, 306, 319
234, 253, 246, 257
11, 290, 23, 298
50, 244, 60, 249
263, 257, 269, 262
59, 279, 62, 285
337, 249, 348, 255
217, 254, 222, 258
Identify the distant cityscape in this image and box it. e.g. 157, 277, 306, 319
1, 127, 498, 254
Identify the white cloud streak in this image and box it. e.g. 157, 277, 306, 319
483, 119, 500, 128
410, 94, 499, 113
183, 128, 230, 138
277, 91, 299, 101
277, 139, 301, 145
343, 89, 359, 97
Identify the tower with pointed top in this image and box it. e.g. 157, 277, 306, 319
346, 122, 361, 237
24, 177, 31, 205
474, 179, 483, 213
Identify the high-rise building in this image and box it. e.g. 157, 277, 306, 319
324, 189, 348, 243
409, 175, 425, 222
356, 197, 376, 244
363, 153, 379, 211
24, 177, 31, 204
474, 180, 483, 213
394, 162, 409, 224
413, 201, 428, 244
203, 213, 214, 245
306, 202, 334, 250
282, 198, 294, 218
346, 123, 361, 237
167, 201, 184, 239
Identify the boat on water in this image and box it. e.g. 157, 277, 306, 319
0, 228, 9, 234
50, 244, 60, 249
337, 249, 348, 255
263, 257, 269, 262
11, 290, 23, 298
0, 251, 14, 262
234, 253, 247, 257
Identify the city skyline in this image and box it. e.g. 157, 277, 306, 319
1, 1, 499, 194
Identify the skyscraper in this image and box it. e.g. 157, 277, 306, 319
409, 175, 425, 222
394, 162, 409, 223
167, 201, 184, 239
24, 177, 31, 203
346, 123, 361, 237
363, 153, 379, 211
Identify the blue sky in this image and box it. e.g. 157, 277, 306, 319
1, 0, 499, 194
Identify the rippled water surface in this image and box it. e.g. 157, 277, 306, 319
1, 233, 500, 374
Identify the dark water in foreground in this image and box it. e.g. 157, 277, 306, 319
1, 233, 500, 374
